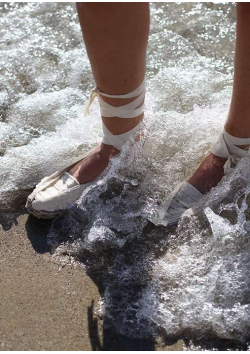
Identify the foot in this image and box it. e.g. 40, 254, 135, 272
187, 152, 227, 195
68, 143, 119, 184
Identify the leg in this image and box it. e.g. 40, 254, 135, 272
188, 3, 250, 194
69, 3, 150, 183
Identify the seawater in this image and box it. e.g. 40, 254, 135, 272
1, 2, 250, 349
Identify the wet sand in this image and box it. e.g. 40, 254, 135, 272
0, 213, 184, 351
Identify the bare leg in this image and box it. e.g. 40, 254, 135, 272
69, 3, 149, 184
188, 3, 250, 194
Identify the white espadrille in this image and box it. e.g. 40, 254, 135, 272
26, 81, 146, 218
152, 129, 250, 226
25, 150, 95, 219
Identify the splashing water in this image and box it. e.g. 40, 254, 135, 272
2, 2, 250, 349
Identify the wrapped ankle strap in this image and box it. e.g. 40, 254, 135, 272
210, 129, 250, 172
84, 80, 145, 150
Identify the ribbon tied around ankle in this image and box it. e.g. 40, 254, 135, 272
84, 80, 146, 151
210, 130, 250, 173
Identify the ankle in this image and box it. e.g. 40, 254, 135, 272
211, 153, 227, 167
188, 153, 226, 194
99, 143, 120, 159
224, 124, 250, 149
224, 122, 250, 139
99, 85, 144, 135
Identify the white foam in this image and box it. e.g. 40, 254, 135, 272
140, 159, 250, 343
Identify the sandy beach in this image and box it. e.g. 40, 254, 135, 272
0, 212, 184, 351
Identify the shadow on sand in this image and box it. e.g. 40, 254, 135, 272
24, 204, 249, 351
25, 212, 179, 350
